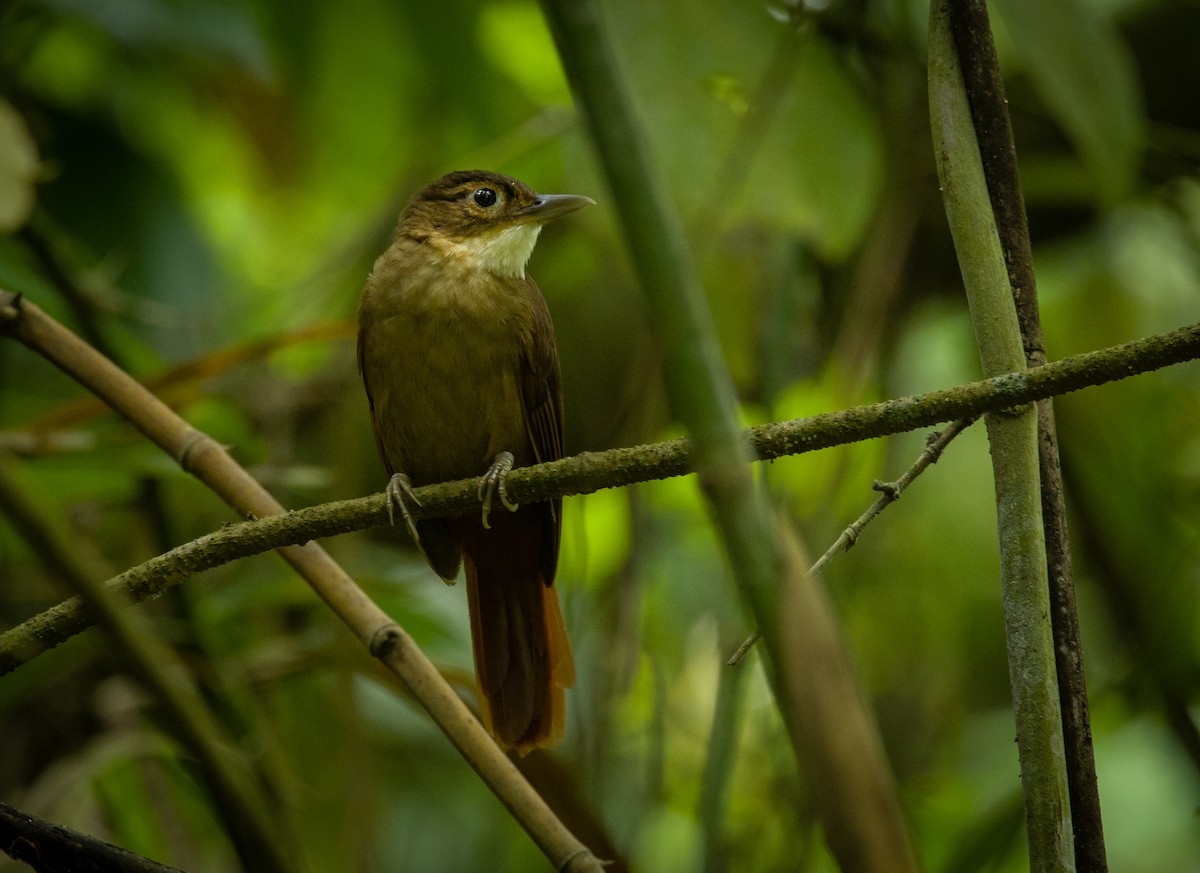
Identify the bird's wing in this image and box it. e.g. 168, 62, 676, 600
356, 310, 395, 478
520, 275, 564, 585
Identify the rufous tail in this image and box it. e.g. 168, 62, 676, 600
459, 512, 573, 753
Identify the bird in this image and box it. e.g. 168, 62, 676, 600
357, 170, 593, 752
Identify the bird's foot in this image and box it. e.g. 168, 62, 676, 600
386, 472, 422, 544
479, 451, 519, 529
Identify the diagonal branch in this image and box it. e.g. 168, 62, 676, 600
727, 415, 980, 665
0, 799, 184, 873
0, 289, 605, 873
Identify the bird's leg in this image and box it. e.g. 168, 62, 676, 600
479, 450, 519, 529
386, 472, 422, 544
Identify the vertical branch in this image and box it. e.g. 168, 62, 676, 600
946, 3, 1107, 869
929, 2, 1074, 871
698, 660, 747, 873
538, 2, 918, 870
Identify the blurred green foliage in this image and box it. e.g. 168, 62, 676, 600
1, 0, 1198, 871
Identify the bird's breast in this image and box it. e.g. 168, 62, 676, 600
360, 258, 535, 486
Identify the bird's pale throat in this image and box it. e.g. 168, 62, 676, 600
437, 223, 544, 279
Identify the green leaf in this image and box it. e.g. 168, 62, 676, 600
992, 0, 1143, 203
0, 100, 39, 231
478, 1, 571, 105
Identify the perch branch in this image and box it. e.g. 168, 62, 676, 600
2, 321, 1197, 674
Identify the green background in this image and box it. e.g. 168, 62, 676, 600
1, 0, 1198, 870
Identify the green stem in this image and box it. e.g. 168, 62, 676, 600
929, 2, 1074, 870
537, 2, 917, 870
536, 0, 781, 694
946, 2, 1107, 866
698, 661, 747, 873
0, 454, 298, 873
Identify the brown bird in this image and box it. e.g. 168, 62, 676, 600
357, 170, 593, 752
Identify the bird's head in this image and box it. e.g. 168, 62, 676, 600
399, 170, 594, 278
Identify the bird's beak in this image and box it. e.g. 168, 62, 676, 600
517, 193, 596, 224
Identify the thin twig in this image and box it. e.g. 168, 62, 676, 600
727, 416, 978, 665
27, 320, 353, 432
18, 220, 117, 360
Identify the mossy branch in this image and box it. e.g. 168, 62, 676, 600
2, 319, 1196, 676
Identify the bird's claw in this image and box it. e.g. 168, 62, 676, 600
386, 472, 422, 544
479, 451, 519, 529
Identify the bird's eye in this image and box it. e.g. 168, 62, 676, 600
473, 188, 498, 208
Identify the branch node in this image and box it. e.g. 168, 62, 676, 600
9, 835, 39, 864
995, 403, 1033, 418
558, 847, 605, 871
0, 291, 24, 328
369, 624, 404, 659
871, 479, 901, 499
175, 429, 214, 472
